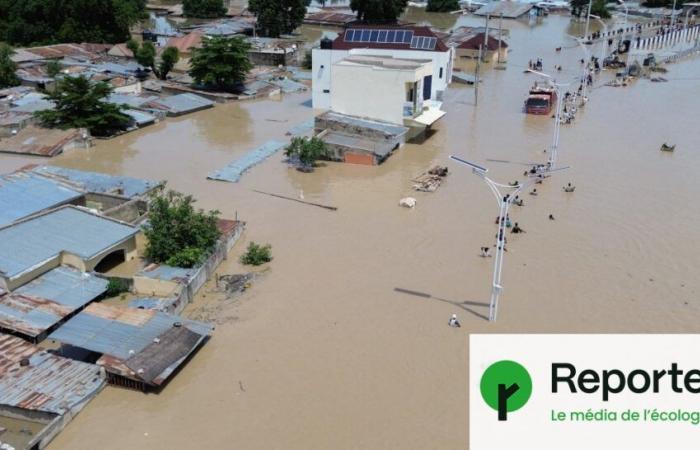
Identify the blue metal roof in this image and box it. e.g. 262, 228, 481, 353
124, 109, 157, 127
106, 93, 159, 109
0, 206, 138, 279
49, 303, 213, 360
207, 140, 286, 183
0, 171, 83, 227
152, 93, 213, 115
136, 264, 195, 283
287, 118, 314, 136
0, 334, 105, 415
32, 165, 159, 198
0, 267, 107, 338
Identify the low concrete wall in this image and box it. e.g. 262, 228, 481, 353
133, 222, 245, 315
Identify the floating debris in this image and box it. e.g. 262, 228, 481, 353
412, 165, 449, 192
399, 197, 417, 208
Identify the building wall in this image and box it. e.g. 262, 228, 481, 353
330, 62, 431, 125
312, 47, 454, 110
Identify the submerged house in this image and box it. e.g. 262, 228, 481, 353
328, 55, 445, 129
312, 24, 454, 109
0, 334, 105, 450
0, 267, 107, 343
0, 205, 139, 291
49, 303, 213, 390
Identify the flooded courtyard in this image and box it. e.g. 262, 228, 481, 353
1, 13, 699, 450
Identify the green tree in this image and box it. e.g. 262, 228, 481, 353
426, 0, 460, 12
302, 50, 312, 70
249, 0, 308, 37
0, 0, 146, 46
350, 0, 408, 23
46, 60, 62, 77
127, 40, 179, 80
284, 136, 331, 171
570, 0, 609, 17
34, 75, 130, 137
189, 36, 252, 92
183, 0, 226, 18
157, 46, 180, 80
127, 39, 155, 69
0, 43, 19, 88
240, 242, 273, 266
143, 190, 222, 268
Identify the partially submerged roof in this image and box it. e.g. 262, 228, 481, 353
0, 126, 81, 157
0, 334, 105, 415
473, 1, 534, 18
207, 140, 286, 183
0, 206, 138, 280
49, 303, 213, 387
0, 171, 82, 227
136, 264, 196, 283
31, 165, 159, 198
336, 55, 432, 70
331, 25, 449, 52
451, 32, 509, 51
0, 267, 107, 339
146, 93, 214, 116
319, 111, 409, 137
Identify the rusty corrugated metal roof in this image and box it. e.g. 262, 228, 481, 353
50, 303, 213, 387
0, 334, 105, 415
0, 267, 107, 339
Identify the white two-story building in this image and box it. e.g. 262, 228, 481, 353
312, 25, 454, 111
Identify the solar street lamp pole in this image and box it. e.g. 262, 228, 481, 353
449, 156, 531, 322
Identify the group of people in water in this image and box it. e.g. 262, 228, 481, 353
477, 174, 576, 257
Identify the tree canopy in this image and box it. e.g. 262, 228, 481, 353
189, 36, 252, 92
0, 43, 19, 88
248, 0, 308, 37
127, 40, 179, 80
0, 0, 146, 46
34, 75, 131, 137
182, 0, 226, 18
570, 0, 610, 17
143, 190, 221, 268
426, 0, 460, 12
350, 0, 408, 23
284, 136, 331, 171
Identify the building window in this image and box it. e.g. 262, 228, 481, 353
439, 67, 443, 79
323, 89, 330, 93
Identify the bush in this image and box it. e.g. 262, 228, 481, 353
143, 190, 221, 268
426, 0, 460, 12
302, 50, 312, 70
183, 0, 226, 18
105, 278, 129, 297
166, 247, 205, 267
240, 242, 273, 266
284, 136, 331, 171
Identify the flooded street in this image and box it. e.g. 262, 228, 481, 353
2, 13, 699, 450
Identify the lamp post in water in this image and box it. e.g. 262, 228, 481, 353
449, 156, 569, 321
590, 14, 609, 61
567, 34, 591, 105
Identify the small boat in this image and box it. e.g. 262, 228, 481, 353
660, 143, 675, 152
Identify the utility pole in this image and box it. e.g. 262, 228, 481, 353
475, 45, 482, 106
483, 14, 490, 62
497, 13, 503, 64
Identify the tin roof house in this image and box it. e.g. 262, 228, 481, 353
49, 303, 213, 391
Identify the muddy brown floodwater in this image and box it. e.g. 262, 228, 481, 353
1, 13, 698, 450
